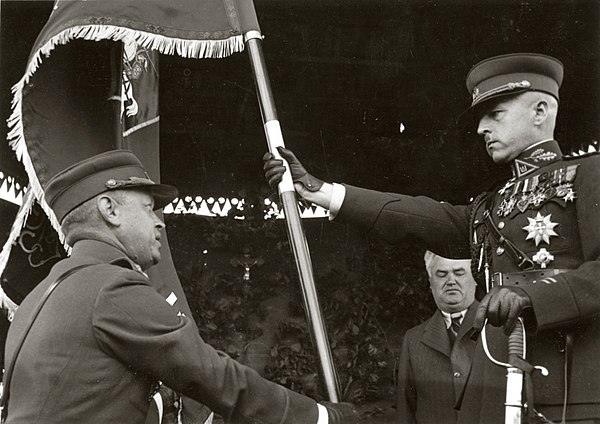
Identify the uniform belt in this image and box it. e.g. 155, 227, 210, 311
491, 269, 570, 287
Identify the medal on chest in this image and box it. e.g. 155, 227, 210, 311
522, 212, 559, 245
522, 212, 559, 268
496, 164, 579, 218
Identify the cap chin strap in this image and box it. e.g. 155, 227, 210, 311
472, 80, 531, 105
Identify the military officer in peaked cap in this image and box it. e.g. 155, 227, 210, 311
263, 53, 600, 423
2, 150, 359, 423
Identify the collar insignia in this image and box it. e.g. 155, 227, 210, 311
514, 159, 540, 178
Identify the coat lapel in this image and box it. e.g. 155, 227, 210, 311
452, 301, 479, 407
421, 310, 452, 358
456, 301, 479, 344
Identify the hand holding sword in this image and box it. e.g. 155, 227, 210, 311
474, 286, 551, 424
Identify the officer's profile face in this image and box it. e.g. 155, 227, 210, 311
476, 94, 539, 164
428, 257, 476, 313
112, 190, 166, 270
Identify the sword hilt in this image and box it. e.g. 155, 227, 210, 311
480, 318, 549, 375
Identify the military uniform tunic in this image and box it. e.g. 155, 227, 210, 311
336, 140, 600, 422
4, 240, 318, 424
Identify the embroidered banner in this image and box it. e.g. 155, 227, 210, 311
2, 1, 261, 422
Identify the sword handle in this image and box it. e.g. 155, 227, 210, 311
505, 321, 525, 424
508, 320, 525, 359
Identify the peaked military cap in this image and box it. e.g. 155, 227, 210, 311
45, 150, 178, 223
460, 53, 564, 121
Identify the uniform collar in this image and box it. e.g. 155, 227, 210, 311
69, 239, 145, 275
510, 139, 562, 179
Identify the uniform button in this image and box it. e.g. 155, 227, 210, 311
498, 221, 505, 230
496, 246, 505, 256
453, 372, 461, 378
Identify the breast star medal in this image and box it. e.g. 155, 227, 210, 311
522, 212, 559, 246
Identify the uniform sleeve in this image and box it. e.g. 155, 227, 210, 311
336, 184, 472, 258
520, 155, 600, 330
92, 272, 318, 424
396, 330, 417, 424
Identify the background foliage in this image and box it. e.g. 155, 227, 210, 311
169, 202, 436, 413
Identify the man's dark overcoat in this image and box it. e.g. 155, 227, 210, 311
396, 301, 478, 424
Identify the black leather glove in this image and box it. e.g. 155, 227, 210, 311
473, 286, 532, 335
262, 147, 324, 192
321, 401, 360, 424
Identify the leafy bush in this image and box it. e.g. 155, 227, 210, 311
170, 212, 436, 405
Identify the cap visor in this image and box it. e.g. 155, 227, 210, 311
456, 88, 531, 129
150, 184, 179, 209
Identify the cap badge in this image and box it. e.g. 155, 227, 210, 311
105, 176, 154, 189
507, 80, 531, 90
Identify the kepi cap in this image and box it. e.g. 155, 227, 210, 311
460, 53, 564, 122
45, 150, 178, 223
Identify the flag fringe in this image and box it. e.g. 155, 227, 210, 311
0, 187, 35, 278
7, 83, 66, 250
14, 24, 244, 92
6, 24, 244, 259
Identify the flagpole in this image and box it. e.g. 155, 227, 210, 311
244, 31, 340, 403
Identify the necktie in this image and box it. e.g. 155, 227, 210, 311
448, 313, 462, 344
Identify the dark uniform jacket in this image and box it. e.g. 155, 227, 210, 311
337, 140, 600, 422
3, 239, 318, 424
396, 302, 478, 424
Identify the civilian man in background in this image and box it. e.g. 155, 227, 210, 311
397, 251, 478, 424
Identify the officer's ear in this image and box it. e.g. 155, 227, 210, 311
97, 194, 121, 226
533, 99, 549, 125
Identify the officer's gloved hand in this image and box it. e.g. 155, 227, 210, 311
473, 286, 532, 335
321, 401, 360, 424
263, 147, 324, 193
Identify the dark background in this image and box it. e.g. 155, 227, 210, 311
2, 0, 599, 202
1, 0, 599, 420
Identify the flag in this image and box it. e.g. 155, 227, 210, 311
3, 0, 261, 302
6, 0, 258, 242
2, 0, 261, 422
110, 38, 196, 318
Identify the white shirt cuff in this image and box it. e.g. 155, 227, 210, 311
328, 183, 346, 221
317, 403, 329, 424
